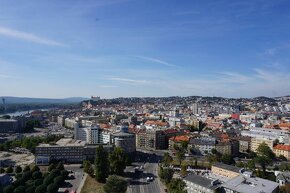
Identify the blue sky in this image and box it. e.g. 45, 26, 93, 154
0, 0, 290, 98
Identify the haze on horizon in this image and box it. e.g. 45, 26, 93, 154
0, 0, 290, 99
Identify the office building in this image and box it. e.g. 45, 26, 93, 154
183, 174, 219, 193
112, 132, 136, 153
0, 119, 19, 133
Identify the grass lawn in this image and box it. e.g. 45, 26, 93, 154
81, 175, 105, 193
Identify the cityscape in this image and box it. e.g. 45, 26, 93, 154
1, 1, 290, 193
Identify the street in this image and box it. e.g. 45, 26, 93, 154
126, 152, 165, 193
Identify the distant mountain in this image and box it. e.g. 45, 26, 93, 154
0, 96, 88, 104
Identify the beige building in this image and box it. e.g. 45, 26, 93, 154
136, 129, 166, 150
251, 138, 275, 152
211, 163, 242, 179
238, 136, 251, 153
216, 142, 231, 155
274, 144, 290, 160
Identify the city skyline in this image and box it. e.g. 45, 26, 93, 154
1, 0, 290, 98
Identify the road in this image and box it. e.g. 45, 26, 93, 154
127, 152, 165, 193
61, 164, 85, 193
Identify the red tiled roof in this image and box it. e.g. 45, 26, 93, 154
169, 135, 189, 142
274, 144, 290, 151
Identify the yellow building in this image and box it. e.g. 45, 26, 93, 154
211, 163, 242, 179
274, 144, 290, 160
251, 138, 274, 152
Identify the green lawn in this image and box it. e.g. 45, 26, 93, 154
80, 175, 105, 193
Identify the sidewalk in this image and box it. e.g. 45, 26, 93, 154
77, 173, 88, 193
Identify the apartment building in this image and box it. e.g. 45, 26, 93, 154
183, 174, 219, 193
211, 163, 242, 179
0, 119, 20, 133
274, 144, 290, 160
136, 129, 166, 150
251, 137, 275, 152
189, 137, 216, 155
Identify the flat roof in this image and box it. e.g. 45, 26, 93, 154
212, 163, 242, 173
37, 138, 86, 147
184, 174, 219, 190
222, 175, 278, 193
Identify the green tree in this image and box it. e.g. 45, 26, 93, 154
211, 148, 217, 154
221, 154, 235, 165
32, 171, 42, 180
103, 175, 128, 193
176, 150, 185, 166
54, 176, 64, 186
48, 163, 56, 172
25, 186, 35, 193
181, 164, 187, 177
13, 186, 25, 193
162, 152, 173, 167
15, 166, 22, 174
83, 160, 92, 174
6, 166, 13, 173
109, 147, 127, 175
247, 159, 256, 170
158, 167, 174, 184
60, 170, 69, 179
56, 162, 64, 170
0, 167, 5, 173
180, 141, 189, 151
23, 165, 30, 172
35, 184, 46, 193
95, 145, 109, 183
255, 156, 272, 175
31, 165, 40, 173
3, 185, 14, 193
167, 178, 187, 193
256, 142, 275, 159
34, 179, 43, 187
47, 183, 58, 193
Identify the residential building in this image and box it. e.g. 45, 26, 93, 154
57, 115, 66, 126
216, 142, 231, 155
221, 173, 279, 193
168, 135, 190, 151
64, 118, 79, 129
276, 171, 290, 186
112, 132, 136, 153
189, 137, 216, 155
183, 174, 220, 193
238, 136, 251, 153
0, 119, 19, 133
136, 129, 166, 150
211, 163, 242, 179
273, 144, 290, 160
251, 137, 275, 152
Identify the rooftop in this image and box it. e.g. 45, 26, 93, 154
222, 175, 279, 193
212, 162, 242, 174
184, 174, 220, 190
37, 138, 86, 147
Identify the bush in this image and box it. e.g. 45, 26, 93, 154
103, 175, 128, 193
6, 166, 13, 174
15, 166, 22, 174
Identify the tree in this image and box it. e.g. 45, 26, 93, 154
25, 186, 35, 193
255, 156, 272, 175
167, 178, 187, 193
3, 185, 14, 193
176, 150, 185, 166
13, 186, 25, 193
83, 160, 92, 174
221, 154, 235, 165
162, 152, 173, 167
34, 179, 43, 187
109, 147, 127, 175
158, 167, 174, 184
247, 159, 256, 170
103, 175, 128, 193
48, 163, 56, 172
44, 175, 54, 185
0, 167, 5, 173
56, 162, 64, 170
15, 166, 22, 174
35, 184, 46, 193
211, 148, 217, 154
31, 165, 40, 173
180, 141, 189, 151
47, 183, 58, 193
181, 164, 187, 177
60, 170, 69, 179
6, 166, 13, 173
54, 176, 64, 186
32, 171, 42, 180
95, 145, 109, 183
256, 142, 275, 159
23, 165, 30, 172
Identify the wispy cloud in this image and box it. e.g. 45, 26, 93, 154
134, 56, 176, 67
99, 85, 117, 88
107, 77, 150, 85
0, 26, 66, 47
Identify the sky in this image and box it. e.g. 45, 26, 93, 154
0, 0, 290, 99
